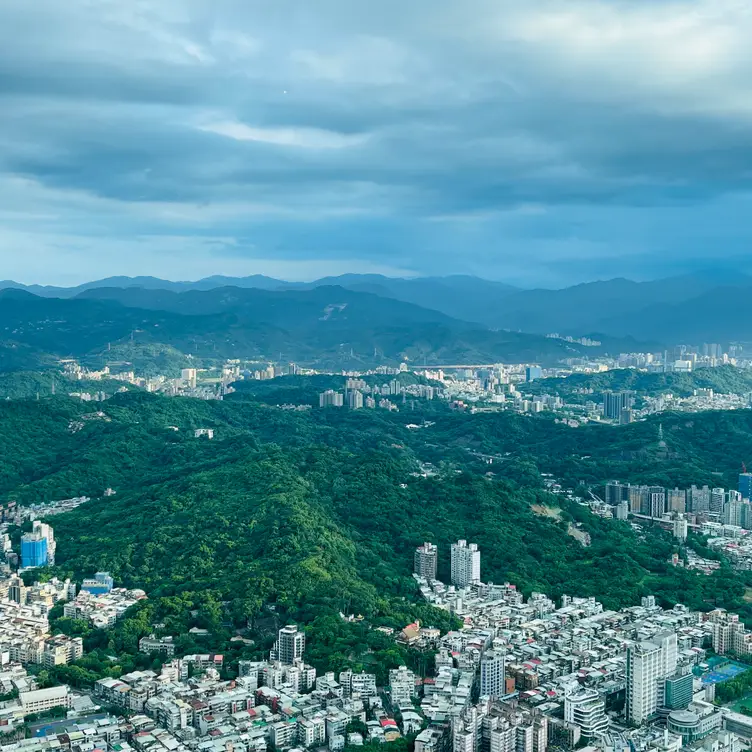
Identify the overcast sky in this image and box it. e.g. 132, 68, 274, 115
2, 0, 752, 287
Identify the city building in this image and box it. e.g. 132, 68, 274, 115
273, 625, 305, 665
319, 390, 345, 408
603, 391, 633, 421
450, 540, 481, 588
81, 571, 114, 595
564, 688, 609, 739
626, 632, 677, 724
667, 488, 687, 513
605, 481, 630, 506
181, 368, 197, 388
664, 672, 694, 710
389, 665, 416, 706
673, 516, 688, 542
20, 533, 48, 569
346, 390, 364, 409
740, 473, 752, 501
479, 650, 506, 699
32, 522, 56, 565
414, 542, 438, 581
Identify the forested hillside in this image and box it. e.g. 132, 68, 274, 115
3, 393, 752, 686
527, 365, 752, 404
0, 287, 590, 374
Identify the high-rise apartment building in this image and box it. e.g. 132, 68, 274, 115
603, 391, 634, 421
319, 390, 344, 408
710, 488, 726, 516
273, 625, 305, 665
688, 485, 711, 514
708, 611, 752, 657
626, 631, 677, 724
605, 481, 630, 506
667, 488, 687, 513
414, 542, 438, 581
629, 485, 646, 514
450, 540, 481, 588
480, 650, 506, 699
181, 368, 197, 389
647, 487, 666, 517
346, 390, 364, 409
724, 500, 747, 527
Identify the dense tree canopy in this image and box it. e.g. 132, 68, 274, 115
3, 390, 752, 683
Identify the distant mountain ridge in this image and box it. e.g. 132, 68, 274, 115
0, 285, 593, 373
3, 271, 752, 342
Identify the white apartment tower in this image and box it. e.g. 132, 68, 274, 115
451, 540, 481, 588
480, 650, 506, 698
673, 515, 688, 542
626, 631, 677, 724
273, 624, 305, 665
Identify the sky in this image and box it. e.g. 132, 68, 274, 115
2, 0, 752, 287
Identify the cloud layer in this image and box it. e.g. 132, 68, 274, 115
2, 0, 752, 285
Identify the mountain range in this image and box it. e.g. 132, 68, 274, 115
0, 286, 593, 373
3, 270, 752, 342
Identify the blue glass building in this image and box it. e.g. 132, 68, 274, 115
21, 535, 48, 569
740, 473, 752, 500
525, 366, 543, 382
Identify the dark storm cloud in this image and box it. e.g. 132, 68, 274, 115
1, 0, 752, 284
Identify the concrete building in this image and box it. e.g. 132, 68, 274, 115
346, 390, 364, 409
273, 625, 305, 665
664, 672, 694, 710
673, 516, 688, 542
319, 390, 344, 408
42, 634, 83, 666
480, 651, 506, 699
181, 368, 197, 388
20, 685, 71, 714
414, 542, 438, 581
626, 632, 677, 724
564, 688, 609, 739
389, 665, 416, 706
451, 540, 481, 588
667, 488, 687, 513
81, 571, 114, 595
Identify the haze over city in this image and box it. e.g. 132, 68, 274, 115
3, 0, 752, 286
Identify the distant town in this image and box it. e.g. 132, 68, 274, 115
43, 341, 752, 429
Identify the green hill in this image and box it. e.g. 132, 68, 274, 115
3, 393, 752, 684
527, 365, 752, 403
